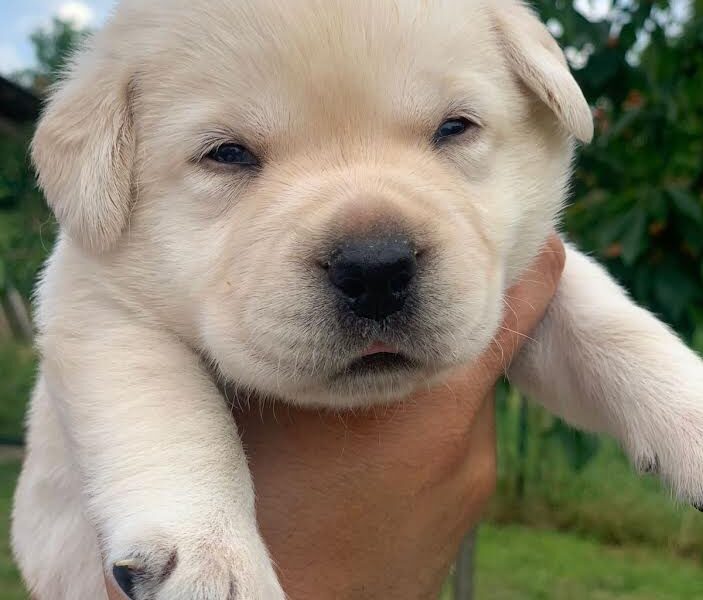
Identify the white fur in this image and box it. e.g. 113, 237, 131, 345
11, 1, 703, 598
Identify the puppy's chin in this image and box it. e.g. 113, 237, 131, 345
247, 341, 489, 409
214, 348, 462, 410
278, 363, 454, 409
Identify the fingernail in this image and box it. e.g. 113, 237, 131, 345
113, 562, 137, 599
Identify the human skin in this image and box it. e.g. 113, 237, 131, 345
105, 234, 565, 600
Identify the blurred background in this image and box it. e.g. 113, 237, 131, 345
1, 0, 702, 598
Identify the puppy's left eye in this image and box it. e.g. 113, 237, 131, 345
207, 143, 260, 167
434, 117, 476, 142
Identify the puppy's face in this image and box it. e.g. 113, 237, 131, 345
33, 0, 592, 406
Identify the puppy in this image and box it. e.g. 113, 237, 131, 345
12, 0, 703, 598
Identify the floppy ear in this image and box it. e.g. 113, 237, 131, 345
32, 39, 135, 252
493, 1, 594, 143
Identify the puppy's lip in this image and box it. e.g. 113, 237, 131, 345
340, 351, 416, 378
360, 342, 398, 357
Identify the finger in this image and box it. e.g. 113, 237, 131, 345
480, 233, 566, 375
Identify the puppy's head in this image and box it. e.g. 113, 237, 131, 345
33, 0, 592, 407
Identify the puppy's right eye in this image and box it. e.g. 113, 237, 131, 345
433, 117, 477, 143
206, 143, 260, 167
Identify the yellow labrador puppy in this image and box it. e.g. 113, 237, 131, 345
12, 0, 703, 598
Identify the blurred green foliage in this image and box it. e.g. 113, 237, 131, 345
538, 0, 703, 343
0, 342, 35, 443
1, 18, 89, 299
0, 130, 55, 300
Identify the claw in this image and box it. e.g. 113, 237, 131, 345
638, 455, 659, 475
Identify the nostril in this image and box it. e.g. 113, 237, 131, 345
328, 259, 366, 300
336, 276, 366, 300
390, 270, 413, 294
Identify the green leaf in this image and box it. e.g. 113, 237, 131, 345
653, 265, 699, 323
620, 209, 648, 266
599, 108, 642, 146
668, 187, 703, 224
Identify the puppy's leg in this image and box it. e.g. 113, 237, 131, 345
13, 377, 107, 600
509, 245, 703, 504
39, 315, 284, 600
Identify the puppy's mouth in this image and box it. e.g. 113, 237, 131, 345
360, 341, 397, 357
337, 342, 417, 377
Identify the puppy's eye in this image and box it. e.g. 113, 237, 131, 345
207, 143, 260, 167
434, 117, 476, 142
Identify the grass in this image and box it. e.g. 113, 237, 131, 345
0, 458, 25, 600
441, 524, 703, 600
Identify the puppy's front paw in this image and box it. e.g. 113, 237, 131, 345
625, 398, 703, 508
109, 530, 284, 600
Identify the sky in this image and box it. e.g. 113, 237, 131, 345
0, 0, 115, 75
0, 0, 691, 77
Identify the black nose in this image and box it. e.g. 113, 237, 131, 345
327, 237, 417, 321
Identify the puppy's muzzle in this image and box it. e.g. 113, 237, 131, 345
327, 236, 417, 321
